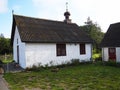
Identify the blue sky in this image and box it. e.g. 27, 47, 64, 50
1, 0, 36, 37
1, 0, 120, 38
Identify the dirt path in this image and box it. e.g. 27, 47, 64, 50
0, 75, 9, 90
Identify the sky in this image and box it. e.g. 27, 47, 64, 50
1, 0, 120, 38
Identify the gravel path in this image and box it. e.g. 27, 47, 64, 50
0, 75, 9, 90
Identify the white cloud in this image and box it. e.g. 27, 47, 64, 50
32, 0, 63, 8
32, 0, 120, 32
32, 0, 65, 20
0, 0, 8, 13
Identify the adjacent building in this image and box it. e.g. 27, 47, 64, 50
101, 22, 120, 62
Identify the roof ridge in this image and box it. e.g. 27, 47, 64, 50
13, 14, 76, 25
11, 14, 93, 45
110, 22, 120, 26
101, 22, 120, 47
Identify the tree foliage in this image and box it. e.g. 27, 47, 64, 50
0, 34, 12, 54
80, 17, 104, 52
0, 33, 4, 38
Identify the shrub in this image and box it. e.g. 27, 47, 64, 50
92, 53, 102, 61
71, 59, 80, 65
103, 61, 116, 66
57, 59, 80, 68
116, 62, 120, 67
25, 59, 93, 71
0, 60, 3, 64
25, 63, 44, 72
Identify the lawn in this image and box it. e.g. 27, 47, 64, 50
0, 54, 13, 64
4, 63, 120, 90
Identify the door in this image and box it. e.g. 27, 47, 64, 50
17, 45, 19, 63
108, 48, 116, 61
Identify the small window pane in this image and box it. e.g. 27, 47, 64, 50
80, 44, 86, 54
56, 44, 66, 56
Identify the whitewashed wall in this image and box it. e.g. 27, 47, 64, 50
116, 47, 120, 62
102, 47, 120, 62
102, 48, 109, 61
25, 43, 92, 68
13, 27, 92, 68
13, 27, 26, 68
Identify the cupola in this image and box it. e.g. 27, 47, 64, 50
64, 2, 71, 23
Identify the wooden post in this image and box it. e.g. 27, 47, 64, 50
0, 67, 4, 74
7, 63, 9, 72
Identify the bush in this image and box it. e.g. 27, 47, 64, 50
103, 61, 116, 66
92, 53, 102, 61
71, 59, 80, 65
25, 63, 47, 72
0, 60, 3, 64
0, 54, 13, 64
25, 59, 93, 71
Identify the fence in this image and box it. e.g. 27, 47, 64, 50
0, 62, 24, 73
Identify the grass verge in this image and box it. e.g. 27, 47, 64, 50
4, 63, 120, 90
0, 54, 13, 64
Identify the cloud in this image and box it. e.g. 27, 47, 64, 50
32, 0, 63, 8
32, 0, 66, 20
32, 0, 120, 32
0, 0, 8, 13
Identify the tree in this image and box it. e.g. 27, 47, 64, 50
0, 35, 12, 55
80, 17, 104, 53
0, 33, 4, 38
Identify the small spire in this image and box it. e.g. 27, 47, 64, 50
12, 10, 14, 15
64, 2, 71, 23
66, 2, 68, 11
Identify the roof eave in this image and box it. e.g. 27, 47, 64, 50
21, 40, 93, 44
10, 15, 16, 46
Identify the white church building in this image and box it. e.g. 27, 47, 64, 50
11, 11, 93, 68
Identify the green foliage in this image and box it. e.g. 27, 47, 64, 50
24, 59, 92, 72
25, 63, 45, 72
103, 61, 117, 66
4, 63, 120, 90
0, 54, 13, 64
0, 36, 12, 54
70, 59, 80, 65
80, 17, 104, 53
92, 53, 102, 61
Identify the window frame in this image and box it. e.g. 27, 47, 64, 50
80, 43, 86, 55
56, 44, 66, 56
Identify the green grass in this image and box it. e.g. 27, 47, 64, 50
0, 54, 13, 64
4, 63, 120, 90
